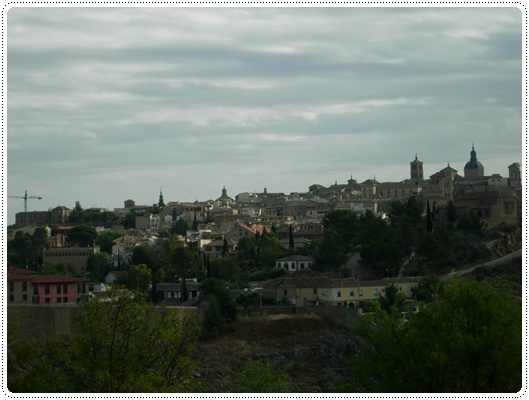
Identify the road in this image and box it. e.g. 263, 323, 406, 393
440, 248, 523, 281
344, 248, 522, 281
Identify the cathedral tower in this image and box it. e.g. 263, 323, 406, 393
410, 154, 424, 181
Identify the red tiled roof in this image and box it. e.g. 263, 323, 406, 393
7, 268, 89, 284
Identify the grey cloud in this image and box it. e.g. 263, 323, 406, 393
6, 7, 522, 223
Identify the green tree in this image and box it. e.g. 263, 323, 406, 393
446, 200, 458, 224
67, 224, 98, 247
255, 230, 285, 268
237, 236, 256, 270
233, 360, 290, 392
457, 212, 486, 237
86, 252, 112, 282
426, 200, 433, 233
126, 264, 151, 292
123, 212, 136, 229
210, 256, 239, 280
95, 231, 125, 254
192, 213, 198, 230
8, 293, 202, 392
200, 277, 237, 337
416, 229, 450, 269
131, 245, 160, 270
172, 219, 189, 236
222, 237, 228, 257
379, 284, 406, 312
41, 263, 69, 275
7, 231, 33, 268
343, 279, 522, 392
411, 274, 442, 303
69, 201, 84, 223
288, 224, 295, 249
322, 209, 359, 250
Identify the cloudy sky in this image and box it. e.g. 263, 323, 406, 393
6, 6, 523, 224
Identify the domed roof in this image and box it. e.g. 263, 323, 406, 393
464, 145, 484, 171
464, 160, 484, 170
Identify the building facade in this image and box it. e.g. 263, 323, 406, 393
7, 268, 90, 304
43, 246, 100, 274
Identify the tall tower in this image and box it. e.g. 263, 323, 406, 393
508, 162, 521, 189
158, 188, 165, 207
464, 144, 484, 178
410, 154, 424, 181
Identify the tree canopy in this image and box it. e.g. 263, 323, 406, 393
67, 224, 98, 247
8, 293, 202, 392
343, 278, 522, 393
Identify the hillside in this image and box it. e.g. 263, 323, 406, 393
189, 314, 360, 392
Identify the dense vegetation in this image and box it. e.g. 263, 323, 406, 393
8, 293, 203, 393
340, 278, 522, 393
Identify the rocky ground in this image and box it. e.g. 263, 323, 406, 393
189, 314, 361, 392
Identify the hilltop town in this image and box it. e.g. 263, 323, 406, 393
6, 146, 523, 393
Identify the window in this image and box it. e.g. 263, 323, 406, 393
63, 297, 68, 303
57, 284, 62, 294
33, 284, 38, 296
374, 288, 379, 296
349, 290, 354, 297
63, 284, 68, 294
9, 294, 14, 302
337, 291, 342, 298
57, 297, 62, 303
359, 288, 364, 297
45, 298, 50, 304
22, 282, 27, 292
313, 289, 317, 295
9, 282, 14, 292
22, 294, 28, 301
45, 285, 50, 295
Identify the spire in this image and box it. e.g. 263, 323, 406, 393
470, 144, 478, 162
158, 187, 165, 207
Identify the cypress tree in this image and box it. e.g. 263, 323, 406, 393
222, 237, 228, 257
289, 225, 295, 249
426, 200, 433, 233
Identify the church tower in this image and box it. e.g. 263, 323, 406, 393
410, 154, 423, 181
158, 188, 165, 207
508, 162, 521, 190
464, 144, 484, 178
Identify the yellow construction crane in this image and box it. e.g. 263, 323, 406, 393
8, 190, 43, 227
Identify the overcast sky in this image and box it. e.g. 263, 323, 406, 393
5, 6, 523, 224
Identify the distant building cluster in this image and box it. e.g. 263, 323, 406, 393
8, 145, 522, 289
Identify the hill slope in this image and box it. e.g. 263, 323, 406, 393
190, 314, 360, 392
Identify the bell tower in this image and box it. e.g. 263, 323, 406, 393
410, 154, 423, 181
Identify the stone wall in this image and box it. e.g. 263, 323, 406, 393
241, 304, 359, 328
8, 304, 82, 341
8, 304, 202, 342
